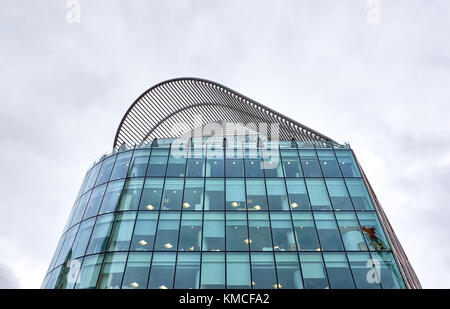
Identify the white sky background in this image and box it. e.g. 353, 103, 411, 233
0, 0, 449, 288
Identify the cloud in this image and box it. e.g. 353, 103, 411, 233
0, 264, 19, 289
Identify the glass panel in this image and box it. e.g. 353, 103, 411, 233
117, 178, 144, 211
128, 149, 150, 177
325, 178, 354, 211
178, 213, 202, 251
357, 212, 390, 251
335, 213, 367, 251
262, 153, 283, 177
72, 218, 95, 258
75, 254, 104, 289
110, 151, 132, 180
205, 150, 224, 177
270, 213, 297, 251
299, 150, 322, 177
84, 162, 101, 192
174, 252, 201, 289
183, 179, 204, 211
86, 214, 114, 255
347, 252, 381, 289
281, 150, 302, 177
275, 252, 303, 289
107, 212, 136, 252
200, 252, 225, 289
99, 180, 125, 215
345, 178, 374, 210
244, 158, 264, 178
335, 150, 361, 177
161, 179, 184, 210
226, 179, 246, 211
292, 213, 320, 251
56, 224, 80, 266
285, 179, 310, 211
226, 158, 244, 177
186, 158, 205, 177
226, 212, 249, 251
121, 252, 152, 289
131, 212, 158, 251
204, 178, 224, 211
250, 252, 278, 289
246, 179, 268, 211
83, 184, 106, 219
139, 178, 164, 211
46, 266, 62, 289
266, 178, 289, 211
299, 252, 329, 289
317, 150, 341, 177
146, 149, 169, 177
314, 212, 344, 251
72, 192, 91, 225
369, 252, 406, 289
203, 212, 225, 251
48, 234, 66, 272
148, 252, 176, 289
97, 252, 127, 289
248, 213, 273, 251
226, 253, 251, 289
305, 179, 332, 210
166, 151, 186, 177
95, 155, 116, 186
154, 212, 181, 251
323, 253, 355, 289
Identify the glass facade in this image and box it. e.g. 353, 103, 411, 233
42, 138, 406, 289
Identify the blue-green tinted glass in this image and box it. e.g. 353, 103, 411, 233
370, 252, 406, 289
166, 149, 186, 177
335, 213, 367, 251
146, 149, 169, 177
325, 178, 354, 211
56, 224, 80, 266
286, 179, 310, 211
86, 214, 114, 255
226, 158, 244, 177
335, 150, 361, 177
275, 252, 303, 289
110, 151, 132, 180
174, 252, 201, 289
161, 179, 184, 210
71, 218, 95, 258
203, 212, 225, 251
347, 252, 381, 289
357, 212, 390, 251
226, 212, 249, 251
148, 252, 176, 289
178, 213, 202, 251
266, 178, 289, 211
226, 179, 246, 211
251, 252, 278, 289
186, 158, 205, 177
97, 252, 127, 289
75, 254, 104, 289
107, 212, 136, 252
299, 150, 322, 177
204, 179, 224, 210
118, 178, 144, 211
99, 180, 125, 215
84, 162, 102, 192
281, 150, 303, 177
345, 178, 374, 210
248, 213, 273, 251
305, 179, 332, 210
262, 151, 283, 177
121, 252, 152, 289
270, 213, 297, 251
154, 212, 180, 251
299, 252, 329, 289
128, 149, 151, 177
183, 179, 204, 211
72, 191, 91, 225
95, 155, 116, 186
314, 212, 344, 251
139, 178, 164, 211
323, 252, 355, 289
317, 150, 342, 177
206, 149, 224, 177
292, 213, 320, 251
226, 253, 251, 289
83, 184, 106, 219
201, 252, 225, 289
245, 157, 264, 177
131, 212, 158, 251
246, 179, 268, 211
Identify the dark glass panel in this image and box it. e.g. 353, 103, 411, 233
121, 252, 152, 289
174, 252, 201, 289
250, 252, 278, 289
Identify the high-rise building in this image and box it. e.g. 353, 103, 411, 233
42, 78, 421, 289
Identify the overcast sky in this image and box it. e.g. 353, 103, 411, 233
1, 0, 449, 289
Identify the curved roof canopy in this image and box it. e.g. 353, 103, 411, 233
114, 78, 337, 148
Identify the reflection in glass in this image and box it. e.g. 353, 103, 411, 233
97, 252, 127, 289
122, 252, 152, 289
275, 252, 303, 289
110, 151, 132, 180
299, 252, 329, 289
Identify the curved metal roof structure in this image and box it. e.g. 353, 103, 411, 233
114, 77, 338, 148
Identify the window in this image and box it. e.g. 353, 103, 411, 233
317, 150, 341, 177
248, 213, 273, 251
161, 179, 184, 210
314, 212, 344, 251
95, 155, 116, 186
84, 162, 102, 192
148, 252, 176, 289
335, 150, 360, 177
174, 252, 201, 289
244, 158, 264, 177
154, 212, 180, 251
325, 178, 354, 211
117, 179, 144, 211
299, 252, 329, 289
226, 179, 246, 211
335, 213, 367, 251
299, 150, 322, 177
166, 151, 186, 177
286, 179, 310, 210
270, 213, 297, 251
281, 150, 302, 177
178, 213, 202, 251
146, 149, 169, 177
305, 179, 331, 210
370, 252, 406, 289
139, 178, 164, 211
204, 179, 224, 210
347, 252, 381, 289
71, 218, 95, 258
99, 180, 125, 215
97, 252, 127, 289
266, 179, 289, 210
107, 212, 136, 252
205, 149, 224, 177
72, 191, 91, 225
226, 253, 251, 289
226, 212, 249, 251
83, 184, 106, 219
121, 252, 152, 289
128, 149, 150, 177
203, 212, 225, 251
186, 158, 205, 177
226, 158, 244, 177
183, 179, 204, 211
275, 253, 303, 289
262, 151, 284, 177
323, 253, 355, 289
110, 151, 132, 180
292, 213, 320, 251
56, 224, 80, 266
86, 214, 114, 255
345, 178, 374, 210
201, 252, 225, 289
357, 212, 390, 251
75, 254, 104, 289
246, 179, 268, 211
250, 252, 278, 289
131, 212, 158, 251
